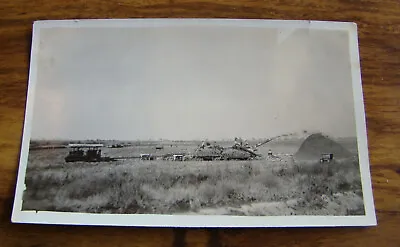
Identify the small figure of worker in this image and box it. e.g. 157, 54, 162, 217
243, 139, 250, 148
200, 140, 206, 149
233, 137, 239, 147
268, 149, 273, 156
234, 137, 244, 148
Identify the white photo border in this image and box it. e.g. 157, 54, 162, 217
11, 18, 377, 227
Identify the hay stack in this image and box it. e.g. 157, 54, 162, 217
293, 133, 353, 164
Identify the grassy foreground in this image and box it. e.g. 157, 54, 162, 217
23, 157, 365, 216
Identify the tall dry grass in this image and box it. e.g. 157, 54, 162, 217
24, 160, 287, 214
23, 157, 365, 215
288, 157, 364, 215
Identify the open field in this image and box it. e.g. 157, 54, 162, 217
22, 139, 365, 216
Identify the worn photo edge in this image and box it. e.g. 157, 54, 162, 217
11, 18, 377, 227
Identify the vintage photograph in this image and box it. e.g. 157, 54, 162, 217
12, 19, 376, 227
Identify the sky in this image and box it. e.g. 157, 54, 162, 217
30, 25, 357, 140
